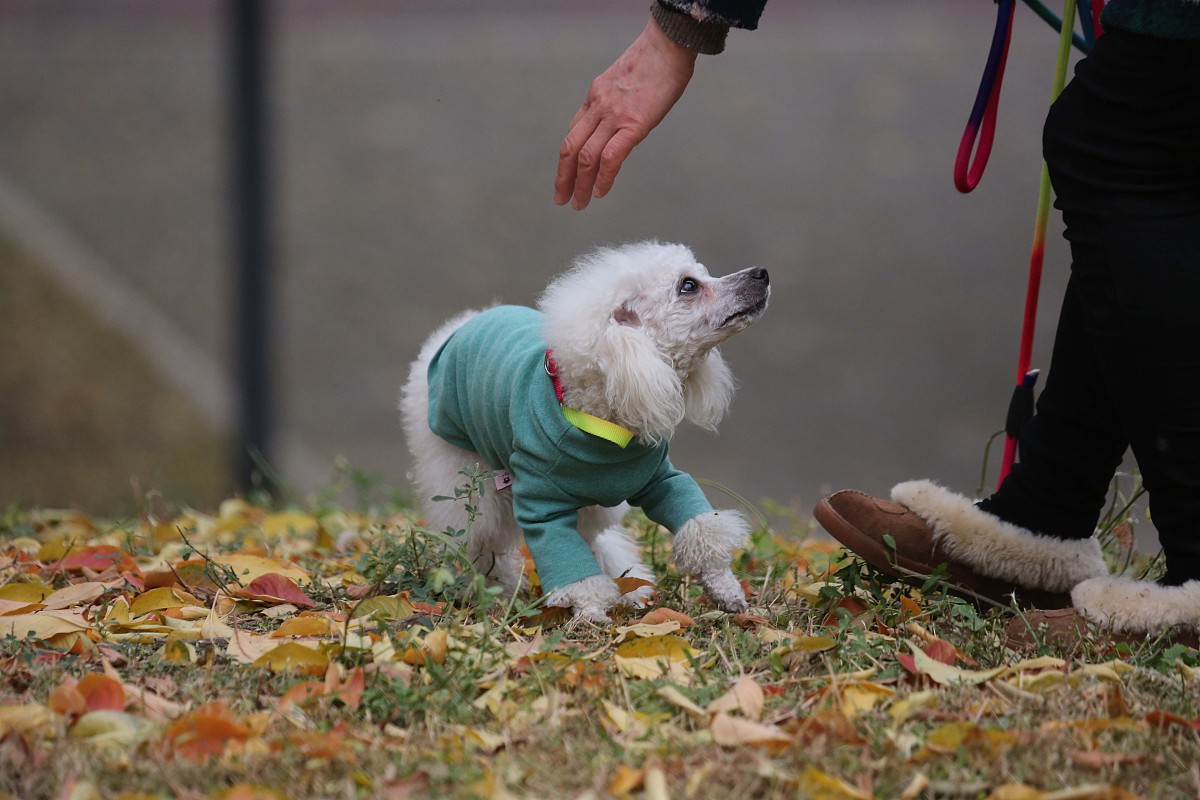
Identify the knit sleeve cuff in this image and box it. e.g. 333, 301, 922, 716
651, 1, 730, 55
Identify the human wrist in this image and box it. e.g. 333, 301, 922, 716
650, 1, 730, 56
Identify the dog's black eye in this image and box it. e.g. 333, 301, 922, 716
678, 278, 699, 295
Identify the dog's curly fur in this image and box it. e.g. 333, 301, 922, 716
400, 241, 768, 621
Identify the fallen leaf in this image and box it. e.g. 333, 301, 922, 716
271, 615, 337, 638
1069, 751, 1146, 770
161, 702, 253, 761
796, 766, 871, 800
637, 608, 695, 627
253, 642, 329, 675
40, 582, 106, 611
709, 712, 793, 752
0, 611, 91, 640
840, 681, 895, 718
614, 621, 681, 640
656, 685, 706, 718
212, 554, 309, 585
129, 586, 198, 617
52, 546, 137, 574
707, 676, 764, 720
76, 674, 126, 712
237, 573, 316, 609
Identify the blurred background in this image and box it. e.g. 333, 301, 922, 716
1, 0, 1095, 526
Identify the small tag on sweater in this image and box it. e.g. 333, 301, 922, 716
493, 471, 513, 491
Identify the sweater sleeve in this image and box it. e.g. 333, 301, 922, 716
652, 0, 768, 55
629, 456, 714, 534
510, 453, 605, 594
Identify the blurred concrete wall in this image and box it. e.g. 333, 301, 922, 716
2, 1, 1120, 527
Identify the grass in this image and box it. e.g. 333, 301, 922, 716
0, 468, 1197, 800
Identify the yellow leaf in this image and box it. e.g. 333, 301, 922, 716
41, 582, 106, 611
655, 685, 706, 718
213, 554, 309, 584
840, 681, 895, 718
260, 512, 319, 540
912, 721, 1018, 763
614, 621, 681, 640
709, 712, 792, 752
0, 583, 51, 604
461, 726, 506, 753
0, 611, 91, 640
129, 587, 197, 617
0, 704, 56, 738
613, 635, 697, 680
614, 634, 694, 660
771, 635, 837, 667
888, 690, 937, 727
797, 767, 872, 800
253, 641, 329, 675
602, 700, 643, 735
707, 676, 764, 720
350, 594, 417, 621
908, 642, 1005, 686
200, 603, 235, 640
1072, 660, 1135, 684
1010, 670, 1066, 693
158, 634, 197, 665
1177, 661, 1199, 682
69, 710, 149, 748
986, 785, 1045, 800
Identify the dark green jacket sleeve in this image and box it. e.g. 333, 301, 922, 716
629, 456, 714, 534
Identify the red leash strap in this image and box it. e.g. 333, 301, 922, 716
954, 0, 1016, 193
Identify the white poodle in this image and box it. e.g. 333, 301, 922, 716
400, 241, 769, 622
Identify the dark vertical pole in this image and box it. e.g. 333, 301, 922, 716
230, 0, 273, 493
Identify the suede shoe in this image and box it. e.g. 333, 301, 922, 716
814, 489, 1074, 610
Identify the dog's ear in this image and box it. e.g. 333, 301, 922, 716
683, 349, 735, 430
597, 308, 684, 443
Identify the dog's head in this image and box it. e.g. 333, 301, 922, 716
539, 241, 769, 444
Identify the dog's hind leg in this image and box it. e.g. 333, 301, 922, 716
400, 319, 525, 596
578, 505, 655, 606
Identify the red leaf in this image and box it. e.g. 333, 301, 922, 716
897, 652, 918, 675
923, 638, 958, 666
237, 573, 316, 608
52, 546, 136, 574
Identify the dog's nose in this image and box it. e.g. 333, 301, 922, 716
748, 267, 769, 284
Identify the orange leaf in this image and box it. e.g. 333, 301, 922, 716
48, 681, 86, 717
161, 703, 252, 761
77, 674, 125, 712
636, 608, 696, 628
336, 668, 366, 711
237, 573, 316, 608
279, 680, 325, 711
614, 576, 654, 596
898, 595, 924, 622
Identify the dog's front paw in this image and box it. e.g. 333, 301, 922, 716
544, 574, 621, 625
672, 510, 750, 613
700, 568, 748, 613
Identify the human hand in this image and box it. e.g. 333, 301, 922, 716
554, 17, 697, 210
